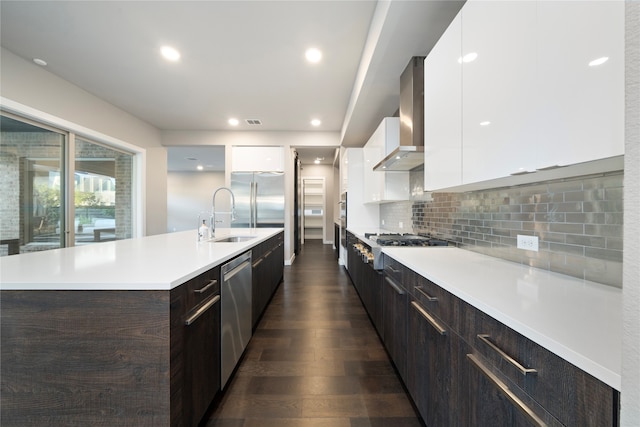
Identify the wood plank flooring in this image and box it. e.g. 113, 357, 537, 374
204, 240, 424, 427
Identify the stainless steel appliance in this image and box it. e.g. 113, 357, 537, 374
220, 251, 252, 389
339, 192, 347, 247
231, 172, 285, 228
373, 57, 425, 171
357, 233, 449, 270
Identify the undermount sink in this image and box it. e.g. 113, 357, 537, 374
211, 235, 257, 243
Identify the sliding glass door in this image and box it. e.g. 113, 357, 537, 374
0, 115, 66, 254
0, 113, 135, 256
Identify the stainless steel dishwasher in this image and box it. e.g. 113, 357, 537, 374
220, 250, 252, 389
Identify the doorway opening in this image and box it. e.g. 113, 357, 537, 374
302, 177, 325, 243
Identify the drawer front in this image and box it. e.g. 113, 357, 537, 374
468, 307, 617, 427
184, 266, 220, 310
382, 254, 404, 284
407, 270, 458, 332
464, 350, 564, 427
252, 240, 268, 261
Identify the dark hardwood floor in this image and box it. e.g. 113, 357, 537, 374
204, 240, 423, 427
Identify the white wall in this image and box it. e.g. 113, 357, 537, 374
167, 171, 225, 233
301, 163, 334, 244
0, 47, 167, 236
145, 147, 168, 236
622, 2, 640, 425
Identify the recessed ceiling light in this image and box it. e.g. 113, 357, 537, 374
228, 118, 239, 126
305, 48, 322, 63
589, 56, 609, 67
33, 58, 47, 66
197, 165, 204, 171
161, 46, 181, 62
480, 121, 491, 126
311, 119, 321, 127
458, 52, 478, 63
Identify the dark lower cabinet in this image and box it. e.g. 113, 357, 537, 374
183, 294, 220, 427
365, 263, 384, 336
170, 265, 221, 427
382, 274, 408, 381
375, 253, 620, 427
252, 232, 284, 329
407, 299, 453, 427
347, 232, 383, 337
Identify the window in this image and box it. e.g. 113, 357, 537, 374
73, 138, 133, 245
0, 113, 135, 256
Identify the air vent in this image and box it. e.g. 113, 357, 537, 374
245, 119, 262, 125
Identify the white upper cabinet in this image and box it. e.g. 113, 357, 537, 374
461, 0, 538, 184
363, 117, 410, 203
424, 0, 624, 192
345, 148, 380, 228
536, 0, 624, 168
424, 12, 462, 191
231, 146, 284, 172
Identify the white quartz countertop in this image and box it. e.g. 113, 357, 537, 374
0, 228, 283, 291
381, 246, 622, 391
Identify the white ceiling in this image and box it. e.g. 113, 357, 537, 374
0, 0, 464, 161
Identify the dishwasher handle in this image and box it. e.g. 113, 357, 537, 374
223, 259, 251, 281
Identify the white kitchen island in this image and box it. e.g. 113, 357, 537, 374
0, 228, 283, 427
0, 228, 282, 290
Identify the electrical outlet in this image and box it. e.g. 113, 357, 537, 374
399, 221, 403, 229
381, 219, 385, 226
517, 235, 539, 252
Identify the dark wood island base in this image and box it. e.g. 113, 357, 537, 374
1, 290, 172, 426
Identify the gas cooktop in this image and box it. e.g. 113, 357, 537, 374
364, 233, 449, 247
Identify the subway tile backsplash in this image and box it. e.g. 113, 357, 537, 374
381, 171, 624, 287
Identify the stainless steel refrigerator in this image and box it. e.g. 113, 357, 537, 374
230, 172, 285, 228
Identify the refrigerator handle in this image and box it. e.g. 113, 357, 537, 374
252, 181, 258, 229
249, 182, 253, 229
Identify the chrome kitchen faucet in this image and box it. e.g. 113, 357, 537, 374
211, 187, 237, 238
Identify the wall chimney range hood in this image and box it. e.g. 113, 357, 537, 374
374, 57, 425, 172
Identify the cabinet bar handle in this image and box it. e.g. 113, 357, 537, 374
194, 279, 217, 294
510, 170, 534, 176
386, 265, 400, 274
536, 164, 563, 171
385, 276, 405, 295
411, 301, 446, 335
467, 353, 547, 427
477, 334, 537, 376
252, 258, 264, 268
415, 286, 438, 302
185, 295, 220, 326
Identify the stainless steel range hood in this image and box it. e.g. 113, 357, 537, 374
374, 57, 425, 171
